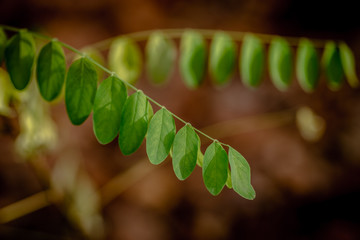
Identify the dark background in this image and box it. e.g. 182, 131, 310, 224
1, 0, 360, 239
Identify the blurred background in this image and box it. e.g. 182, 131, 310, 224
1, 0, 360, 239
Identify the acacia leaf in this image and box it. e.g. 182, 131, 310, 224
146, 108, 176, 165
240, 34, 265, 88
93, 76, 127, 144
146, 32, 176, 85
118, 90, 149, 155
4, 30, 35, 90
65, 57, 97, 125
172, 124, 199, 180
179, 30, 206, 89
322, 41, 344, 91
268, 37, 293, 91
202, 141, 228, 196
296, 39, 320, 92
339, 42, 359, 88
228, 147, 255, 200
36, 40, 66, 101
109, 37, 142, 85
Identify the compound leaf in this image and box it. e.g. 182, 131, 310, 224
172, 124, 199, 180
146, 31, 176, 85
146, 108, 176, 165
65, 57, 97, 125
322, 41, 344, 91
203, 141, 228, 196
296, 39, 320, 92
339, 42, 359, 88
118, 90, 149, 155
4, 30, 35, 90
179, 30, 206, 89
36, 40, 66, 101
93, 76, 127, 144
228, 147, 255, 200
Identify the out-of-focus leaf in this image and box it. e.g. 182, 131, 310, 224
146, 108, 176, 165
65, 57, 97, 125
4, 30, 35, 90
339, 42, 359, 88
203, 141, 228, 196
268, 37, 293, 91
322, 41, 344, 91
240, 34, 265, 88
0, 28, 7, 63
0, 68, 16, 117
146, 32, 176, 85
179, 30, 206, 89
36, 40, 66, 101
118, 90, 149, 155
296, 106, 326, 142
228, 147, 255, 200
296, 39, 320, 92
172, 124, 199, 180
93, 76, 127, 144
108, 37, 142, 85
209, 32, 236, 86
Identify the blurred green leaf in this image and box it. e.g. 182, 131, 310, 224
146, 108, 176, 165
268, 37, 293, 91
65, 57, 97, 125
146, 31, 176, 85
118, 90, 149, 155
36, 40, 66, 101
109, 37, 142, 85
172, 124, 199, 180
228, 147, 255, 200
0, 67, 16, 117
179, 30, 206, 89
0, 28, 7, 63
322, 41, 344, 91
240, 34, 265, 88
203, 141, 228, 196
296, 39, 320, 92
339, 42, 359, 88
4, 30, 35, 90
93, 76, 127, 144
209, 32, 236, 86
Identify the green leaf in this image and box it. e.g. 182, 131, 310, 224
322, 41, 344, 91
228, 147, 255, 200
339, 42, 359, 88
36, 40, 66, 101
118, 90, 149, 155
75, 47, 105, 81
0, 28, 7, 63
240, 34, 265, 88
146, 108, 176, 165
0, 67, 16, 117
146, 32, 176, 85
109, 37, 142, 85
65, 57, 98, 125
225, 167, 232, 189
202, 141, 228, 196
93, 76, 127, 144
179, 30, 206, 89
296, 39, 320, 92
172, 124, 199, 180
4, 30, 35, 90
268, 37, 293, 91
209, 32, 236, 86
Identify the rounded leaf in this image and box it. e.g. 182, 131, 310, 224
75, 47, 105, 81
179, 30, 206, 89
0, 28, 7, 63
4, 30, 35, 90
118, 91, 149, 155
296, 39, 320, 92
339, 42, 359, 88
322, 41, 344, 91
209, 32, 236, 86
172, 124, 199, 180
93, 76, 127, 144
146, 32, 176, 85
268, 37, 293, 91
36, 40, 66, 101
146, 108, 176, 165
109, 37, 142, 85
65, 57, 98, 125
240, 34, 265, 88
228, 147, 255, 200
203, 141, 228, 196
